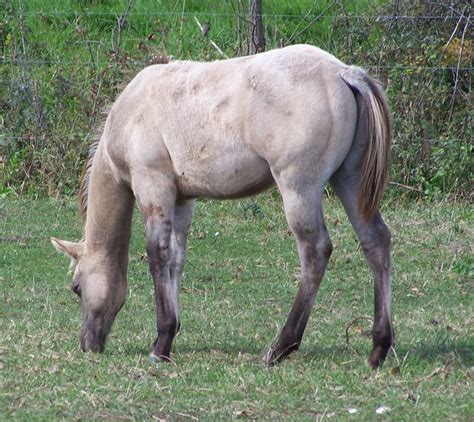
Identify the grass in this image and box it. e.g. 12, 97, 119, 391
1, 193, 472, 420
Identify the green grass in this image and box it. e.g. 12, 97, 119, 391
1, 193, 472, 420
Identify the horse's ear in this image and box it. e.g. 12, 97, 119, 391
51, 238, 84, 261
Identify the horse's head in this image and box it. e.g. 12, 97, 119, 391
51, 237, 126, 352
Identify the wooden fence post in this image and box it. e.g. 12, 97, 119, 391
249, 0, 265, 54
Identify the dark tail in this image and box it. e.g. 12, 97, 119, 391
341, 66, 392, 221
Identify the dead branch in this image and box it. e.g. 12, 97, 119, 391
345, 316, 374, 358
448, 11, 470, 121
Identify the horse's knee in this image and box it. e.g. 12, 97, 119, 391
317, 231, 333, 260
292, 220, 333, 258
144, 212, 173, 266
146, 237, 171, 270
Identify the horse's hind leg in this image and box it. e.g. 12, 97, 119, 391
331, 173, 393, 368
170, 199, 195, 332
265, 185, 333, 365
133, 173, 179, 361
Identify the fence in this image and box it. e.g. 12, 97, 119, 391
1, 1, 472, 196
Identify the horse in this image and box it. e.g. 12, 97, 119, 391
51, 44, 393, 368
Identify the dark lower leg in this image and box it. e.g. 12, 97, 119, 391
144, 212, 178, 360
359, 214, 394, 368
331, 174, 394, 368
265, 290, 314, 364
151, 276, 179, 359
368, 244, 393, 367
168, 200, 195, 335
266, 227, 333, 365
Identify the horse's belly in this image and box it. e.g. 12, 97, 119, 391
174, 152, 274, 199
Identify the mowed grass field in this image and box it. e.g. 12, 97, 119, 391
1, 193, 472, 420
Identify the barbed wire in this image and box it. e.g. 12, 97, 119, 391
2, 59, 472, 71
10, 11, 468, 20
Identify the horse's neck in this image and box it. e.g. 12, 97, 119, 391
85, 145, 134, 267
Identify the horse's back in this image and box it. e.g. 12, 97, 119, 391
104, 45, 358, 198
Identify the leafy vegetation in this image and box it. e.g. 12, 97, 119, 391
2, 194, 472, 419
1, 0, 471, 197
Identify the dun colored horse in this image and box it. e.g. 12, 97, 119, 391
51, 45, 393, 368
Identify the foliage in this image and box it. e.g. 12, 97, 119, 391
2, 194, 473, 419
329, 0, 472, 198
0, 0, 471, 198
382, 1, 472, 198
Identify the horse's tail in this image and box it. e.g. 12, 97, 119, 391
341, 66, 392, 222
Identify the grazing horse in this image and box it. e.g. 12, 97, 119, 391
51, 45, 393, 368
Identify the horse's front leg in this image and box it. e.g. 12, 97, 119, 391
134, 175, 179, 361
265, 186, 332, 365
146, 213, 177, 360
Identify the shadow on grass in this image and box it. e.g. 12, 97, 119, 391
394, 337, 474, 366
121, 336, 359, 365
122, 339, 265, 359
120, 334, 473, 369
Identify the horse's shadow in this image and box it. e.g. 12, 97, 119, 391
122, 334, 473, 367
390, 337, 473, 366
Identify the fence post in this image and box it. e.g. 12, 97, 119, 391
248, 0, 265, 54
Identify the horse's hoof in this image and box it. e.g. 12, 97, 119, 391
148, 352, 174, 365
148, 353, 160, 365
368, 345, 389, 369
263, 352, 275, 367
263, 347, 282, 367
263, 342, 299, 366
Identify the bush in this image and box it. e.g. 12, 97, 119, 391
1, 0, 471, 198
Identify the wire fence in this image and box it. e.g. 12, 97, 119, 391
14, 11, 468, 19
3, 10, 471, 68
2, 7, 471, 101
3, 8, 470, 71
1, 2, 471, 196
3, 59, 472, 72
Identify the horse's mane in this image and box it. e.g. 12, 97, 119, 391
78, 108, 108, 223
79, 54, 170, 224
